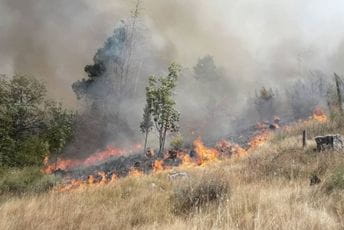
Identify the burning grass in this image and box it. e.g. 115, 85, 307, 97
1, 110, 344, 229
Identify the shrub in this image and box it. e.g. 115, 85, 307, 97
0, 167, 60, 195
0, 75, 75, 167
170, 171, 230, 215
170, 134, 184, 150
324, 166, 344, 193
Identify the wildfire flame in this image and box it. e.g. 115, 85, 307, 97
312, 107, 328, 123
249, 131, 270, 150
153, 160, 165, 172
56, 172, 118, 192
43, 144, 142, 174
192, 138, 219, 166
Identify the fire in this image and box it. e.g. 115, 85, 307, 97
249, 131, 270, 150
193, 138, 219, 166
153, 160, 165, 172
216, 140, 248, 157
56, 172, 118, 192
312, 107, 328, 123
128, 168, 144, 177
43, 144, 142, 174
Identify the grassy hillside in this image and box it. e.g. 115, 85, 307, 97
1, 116, 344, 229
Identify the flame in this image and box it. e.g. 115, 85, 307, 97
153, 160, 165, 172
312, 107, 328, 123
216, 139, 248, 157
249, 131, 270, 150
128, 168, 144, 177
43, 144, 142, 174
56, 172, 118, 192
193, 138, 219, 166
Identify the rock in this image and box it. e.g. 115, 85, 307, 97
315, 134, 344, 151
168, 172, 189, 180
310, 175, 321, 186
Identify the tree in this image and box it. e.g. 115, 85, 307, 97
0, 75, 75, 167
145, 63, 181, 157
254, 87, 276, 121
140, 104, 153, 153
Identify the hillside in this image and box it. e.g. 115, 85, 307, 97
0, 114, 344, 230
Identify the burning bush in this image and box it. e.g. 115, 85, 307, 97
170, 170, 230, 215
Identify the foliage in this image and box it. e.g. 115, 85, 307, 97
0, 166, 60, 195
170, 134, 184, 150
140, 104, 153, 152
193, 55, 221, 82
145, 63, 181, 156
285, 73, 329, 119
0, 75, 75, 167
254, 87, 276, 120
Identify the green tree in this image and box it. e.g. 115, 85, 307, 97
145, 63, 181, 157
0, 75, 75, 167
140, 104, 153, 153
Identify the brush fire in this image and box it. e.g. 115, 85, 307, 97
42, 106, 330, 192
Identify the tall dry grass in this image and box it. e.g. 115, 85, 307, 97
1, 116, 344, 229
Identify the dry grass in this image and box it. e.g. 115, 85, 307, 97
1, 117, 344, 229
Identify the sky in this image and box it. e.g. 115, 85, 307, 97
1, 0, 344, 105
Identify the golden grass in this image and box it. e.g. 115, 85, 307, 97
1, 117, 344, 229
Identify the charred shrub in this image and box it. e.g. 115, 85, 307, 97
170, 172, 230, 215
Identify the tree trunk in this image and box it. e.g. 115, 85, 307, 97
335, 73, 343, 113
143, 131, 149, 154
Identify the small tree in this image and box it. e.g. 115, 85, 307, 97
145, 63, 181, 157
140, 104, 153, 153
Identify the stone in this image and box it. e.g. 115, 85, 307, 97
315, 134, 344, 151
168, 172, 189, 180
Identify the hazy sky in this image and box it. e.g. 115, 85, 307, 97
1, 0, 344, 104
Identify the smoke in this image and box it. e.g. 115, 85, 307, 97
2, 0, 344, 153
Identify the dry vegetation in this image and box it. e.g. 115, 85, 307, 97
1, 116, 344, 229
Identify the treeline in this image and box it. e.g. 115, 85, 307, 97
0, 75, 75, 168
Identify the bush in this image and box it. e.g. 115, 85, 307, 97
170, 134, 184, 150
170, 171, 230, 215
325, 166, 344, 193
0, 167, 60, 195
0, 75, 75, 167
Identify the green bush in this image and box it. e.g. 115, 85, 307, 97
170, 171, 230, 215
0, 167, 60, 195
0, 75, 75, 167
170, 134, 184, 150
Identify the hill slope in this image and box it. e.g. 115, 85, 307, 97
1, 116, 344, 230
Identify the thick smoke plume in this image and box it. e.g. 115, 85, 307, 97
2, 0, 344, 156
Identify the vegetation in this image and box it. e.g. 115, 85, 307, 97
0, 75, 75, 168
140, 104, 153, 153
0, 167, 60, 196
145, 63, 181, 156
0, 114, 344, 229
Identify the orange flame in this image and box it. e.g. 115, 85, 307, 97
216, 140, 248, 157
249, 131, 270, 150
128, 168, 144, 177
312, 107, 328, 123
56, 172, 118, 192
43, 144, 142, 174
153, 160, 165, 172
193, 138, 219, 166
